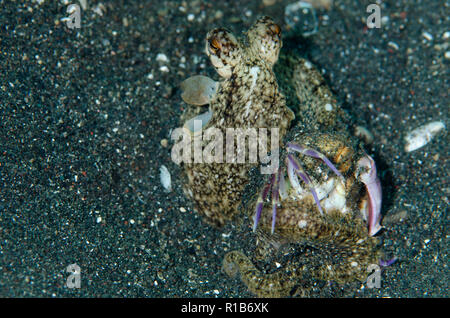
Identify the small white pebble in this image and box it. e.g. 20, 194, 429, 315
222, 232, 232, 238
304, 61, 312, 69
187, 13, 195, 21
96, 216, 102, 223
159, 65, 169, 72
160, 138, 168, 148
79, 0, 87, 10
156, 53, 169, 63
92, 4, 106, 16
443, 31, 450, 40
214, 10, 224, 20
444, 51, 450, 60
179, 207, 186, 213
262, 0, 277, 6
387, 41, 399, 50
160, 165, 172, 192
422, 31, 433, 41
324, 103, 333, 111
404, 121, 445, 152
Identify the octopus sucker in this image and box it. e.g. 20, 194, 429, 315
177, 16, 388, 297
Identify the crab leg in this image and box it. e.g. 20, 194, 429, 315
287, 154, 324, 215
271, 171, 280, 234
287, 142, 344, 180
253, 174, 275, 232
380, 257, 397, 268
286, 156, 302, 193
278, 170, 288, 199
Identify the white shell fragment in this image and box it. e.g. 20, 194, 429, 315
404, 121, 446, 152
183, 110, 213, 135
160, 165, 172, 192
156, 53, 169, 63
284, 1, 318, 37
180, 75, 219, 106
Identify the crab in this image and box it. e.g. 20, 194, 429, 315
253, 141, 382, 237
223, 132, 386, 297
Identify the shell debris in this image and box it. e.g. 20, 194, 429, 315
180, 75, 218, 106
160, 165, 172, 192
404, 121, 446, 152
285, 1, 318, 37
301, 0, 333, 10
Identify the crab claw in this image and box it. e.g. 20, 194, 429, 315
357, 155, 382, 236
253, 176, 273, 232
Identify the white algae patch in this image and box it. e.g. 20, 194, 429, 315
160, 165, 172, 192
404, 121, 445, 152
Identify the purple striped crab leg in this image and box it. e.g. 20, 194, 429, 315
287, 154, 324, 215
287, 142, 344, 180
380, 257, 397, 268
253, 173, 275, 232
271, 170, 281, 234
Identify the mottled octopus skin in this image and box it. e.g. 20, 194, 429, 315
222, 55, 383, 297
183, 17, 294, 227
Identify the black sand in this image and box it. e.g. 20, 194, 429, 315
0, 0, 448, 297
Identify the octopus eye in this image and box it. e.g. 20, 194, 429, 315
209, 37, 222, 53
270, 23, 281, 36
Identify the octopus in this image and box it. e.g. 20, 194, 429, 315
179, 16, 294, 227
177, 16, 389, 297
